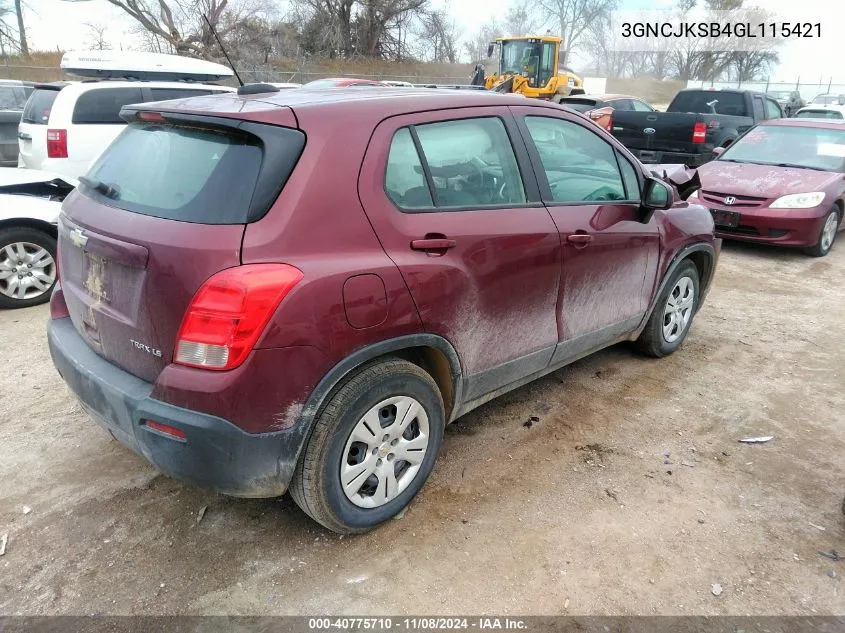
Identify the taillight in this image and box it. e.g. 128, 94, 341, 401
606, 115, 613, 133
50, 280, 69, 320
47, 129, 68, 158
174, 264, 303, 371
692, 122, 707, 143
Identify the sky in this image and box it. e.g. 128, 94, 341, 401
16, 0, 843, 83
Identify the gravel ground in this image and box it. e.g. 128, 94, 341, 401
0, 239, 843, 616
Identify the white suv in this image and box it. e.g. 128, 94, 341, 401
18, 81, 234, 180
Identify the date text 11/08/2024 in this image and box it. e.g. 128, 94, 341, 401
308, 618, 528, 630
621, 22, 821, 39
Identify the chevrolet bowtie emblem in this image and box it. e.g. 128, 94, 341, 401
69, 227, 88, 248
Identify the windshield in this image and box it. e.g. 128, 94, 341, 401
812, 94, 845, 105
767, 91, 791, 100
500, 40, 541, 75
720, 124, 845, 172
794, 109, 843, 120
0, 85, 31, 110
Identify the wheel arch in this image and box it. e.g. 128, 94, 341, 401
0, 218, 58, 240
297, 334, 464, 434
633, 241, 716, 339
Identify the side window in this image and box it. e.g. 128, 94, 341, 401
149, 88, 213, 101
617, 152, 641, 201
752, 96, 765, 120
72, 87, 144, 124
415, 117, 526, 208
385, 128, 433, 209
524, 116, 626, 204
764, 98, 782, 119
631, 99, 654, 112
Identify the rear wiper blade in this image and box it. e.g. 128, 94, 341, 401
78, 176, 121, 199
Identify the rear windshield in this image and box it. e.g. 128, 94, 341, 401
83, 123, 266, 224
812, 95, 845, 105
0, 85, 31, 110
561, 99, 598, 113
669, 91, 747, 116
21, 88, 59, 124
794, 109, 843, 120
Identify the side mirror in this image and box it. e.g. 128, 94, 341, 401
487, 43, 495, 58
642, 177, 674, 216
711, 146, 726, 159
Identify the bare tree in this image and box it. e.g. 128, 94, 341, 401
463, 18, 501, 64
504, 0, 540, 36
102, 0, 265, 57
13, 0, 26, 57
85, 22, 110, 50
416, 9, 458, 63
537, 0, 618, 65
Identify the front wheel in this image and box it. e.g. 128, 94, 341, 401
290, 358, 445, 534
635, 260, 700, 358
0, 227, 57, 309
806, 209, 839, 257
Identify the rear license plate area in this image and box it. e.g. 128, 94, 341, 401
710, 209, 740, 228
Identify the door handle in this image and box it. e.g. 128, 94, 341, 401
18, 132, 31, 140
410, 237, 456, 252
567, 233, 593, 246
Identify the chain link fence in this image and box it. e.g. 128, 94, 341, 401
685, 78, 845, 104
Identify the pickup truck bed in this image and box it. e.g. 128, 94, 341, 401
610, 89, 783, 166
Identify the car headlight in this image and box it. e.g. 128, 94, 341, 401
769, 192, 825, 209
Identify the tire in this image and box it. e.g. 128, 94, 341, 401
290, 358, 445, 534
805, 208, 840, 257
635, 260, 700, 358
0, 227, 58, 309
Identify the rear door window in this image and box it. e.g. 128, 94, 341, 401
72, 87, 144, 124
414, 117, 527, 208
385, 128, 433, 209
21, 88, 60, 124
83, 122, 303, 224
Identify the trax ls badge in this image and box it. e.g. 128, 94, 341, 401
130, 339, 163, 357
69, 228, 88, 248
723, 196, 736, 205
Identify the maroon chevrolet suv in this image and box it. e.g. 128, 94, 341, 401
47, 87, 719, 533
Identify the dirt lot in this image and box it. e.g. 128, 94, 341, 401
1, 240, 843, 616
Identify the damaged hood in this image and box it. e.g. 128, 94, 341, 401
696, 160, 843, 197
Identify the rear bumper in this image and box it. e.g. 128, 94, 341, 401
630, 149, 710, 167
48, 317, 297, 498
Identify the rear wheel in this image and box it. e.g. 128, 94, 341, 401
806, 208, 839, 257
0, 227, 57, 309
635, 260, 700, 357
290, 358, 444, 534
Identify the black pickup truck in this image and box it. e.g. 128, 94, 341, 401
609, 89, 783, 166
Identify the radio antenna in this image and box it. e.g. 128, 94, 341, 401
203, 14, 243, 86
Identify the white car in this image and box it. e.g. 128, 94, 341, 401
0, 168, 71, 308
18, 51, 236, 181
793, 104, 845, 120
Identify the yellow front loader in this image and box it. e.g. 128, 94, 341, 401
476, 35, 585, 101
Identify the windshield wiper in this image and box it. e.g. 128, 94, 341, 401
772, 163, 826, 171
78, 176, 121, 199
